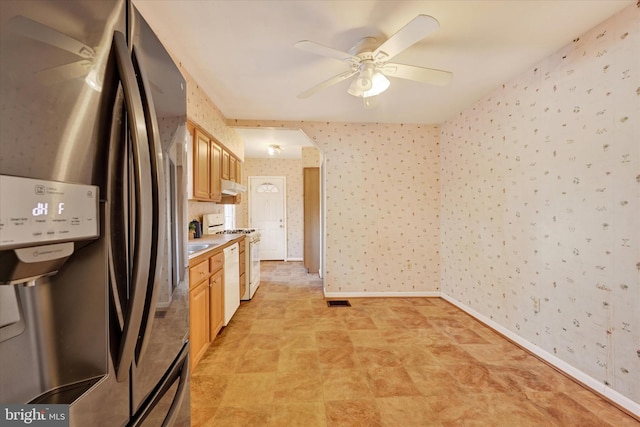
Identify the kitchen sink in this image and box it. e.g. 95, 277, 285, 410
188, 243, 213, 255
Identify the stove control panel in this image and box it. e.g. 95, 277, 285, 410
0, 175, 99, 250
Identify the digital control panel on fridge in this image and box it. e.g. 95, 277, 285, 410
0, 175, 99, 249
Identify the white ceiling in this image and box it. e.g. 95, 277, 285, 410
133, 0, 633, 152
234, 127, 314, 159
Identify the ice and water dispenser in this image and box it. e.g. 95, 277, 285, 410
0, 175, 106, 404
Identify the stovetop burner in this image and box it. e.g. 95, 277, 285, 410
216, 229, 257, 235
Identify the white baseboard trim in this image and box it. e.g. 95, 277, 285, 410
323, 291, 440, 298
441, 294, 640, 418
285, 257, 303, 261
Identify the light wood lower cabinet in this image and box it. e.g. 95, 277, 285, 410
188, 241, 240, 371
189, 280, 210, 370
209, 269, 224, 339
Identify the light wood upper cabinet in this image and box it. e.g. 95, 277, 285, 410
210, 142, 222, 201
193, 130, 210, 200
229, 156, 237, 182
189, 122, 242, 203
192, 128, 223, 202
222, 150, 230, 180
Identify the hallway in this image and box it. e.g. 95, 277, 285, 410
190, 261, 637, 426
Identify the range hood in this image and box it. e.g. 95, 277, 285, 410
221, 179, 246, 196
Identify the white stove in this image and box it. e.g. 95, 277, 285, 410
202, 214, 261, 300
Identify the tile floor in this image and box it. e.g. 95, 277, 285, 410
190, 261, 639, 426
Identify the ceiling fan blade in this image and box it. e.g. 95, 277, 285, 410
36, 60, 92, 86
381, 63, 452, 86
297, 69, 358, 99
373, 15, 440, 62
8, 15, 95, 59
295, 40, 359, 64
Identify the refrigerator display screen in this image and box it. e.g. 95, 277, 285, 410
0, 175, 99, 249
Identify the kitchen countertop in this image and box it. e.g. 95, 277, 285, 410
187, 235, 244, 261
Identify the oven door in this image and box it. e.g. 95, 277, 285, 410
249, 236, 261, 297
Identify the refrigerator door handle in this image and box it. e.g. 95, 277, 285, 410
130, 343, 190, 427
131, 45, 166, 365
111, 31, 153, 382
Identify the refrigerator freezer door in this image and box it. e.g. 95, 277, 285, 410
128, 5, 189, 423
0, 1, 125, 420
0, 0, 125, 185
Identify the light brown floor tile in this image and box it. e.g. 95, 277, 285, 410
390, 344, 438, 367
243, 332, 283, 351
316, 330, 354, 348
321, 368, 374, 401
189, 405, 217, 427
220, 373, 276, 406
525, 392, 629, 427
325, 399, 382, 427
447, 363, 509, 393
355, 346, 403, 368
279, 348, 320, 372
205, 405, 271, 427
189, 261, 639, 427
190, 374, 230, 408
568, 390, 640, 427
273, 370, 324, 403
365, 367, 422, 398
405, 364, 468, 397
268, 402, 327, 427
425, 393, 501, 427
235, 349, 280, 373
347, 330, 386, 346
376, 396, 441, 427
318, 347, 360, 369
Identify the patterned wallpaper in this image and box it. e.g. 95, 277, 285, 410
180, 65, 244, 160
302, 146, 322, 167
179, 65, 245, 224
242, 157, 309, 260
231, 119, 442, 295
440, 5, 639, 404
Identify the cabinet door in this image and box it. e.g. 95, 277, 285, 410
189, 282, 210, 370
236, 160, 242, 184
193, 130, 210, 199
209, 269, 224, 340
229, 156, 237, 182
221, 150, 230, 180
210, 142, 222, 201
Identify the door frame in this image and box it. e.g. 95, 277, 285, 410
248, 176, 288, 261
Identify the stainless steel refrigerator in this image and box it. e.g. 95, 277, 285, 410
0, 0, 190, 425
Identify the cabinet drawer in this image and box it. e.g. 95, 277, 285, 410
209, 252, 224, 273
189, 259, 209, 286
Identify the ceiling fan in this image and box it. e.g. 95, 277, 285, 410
295, 15, 452, 109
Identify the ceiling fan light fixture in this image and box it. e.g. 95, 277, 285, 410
347, 69, 389, 98
267, 144, 281, 156
364, 71, 390, 97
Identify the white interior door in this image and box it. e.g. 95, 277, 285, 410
250, 176, 286, 260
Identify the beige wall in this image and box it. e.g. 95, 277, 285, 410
441, 6, 639, 405
179, 65, 244, 223
231, 120, 442, 295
